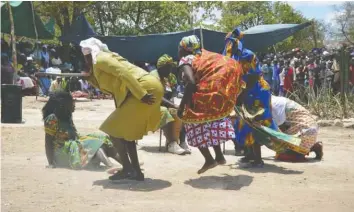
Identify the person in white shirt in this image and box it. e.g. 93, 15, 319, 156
51, 50, 62, 67
270, 95, 323, 162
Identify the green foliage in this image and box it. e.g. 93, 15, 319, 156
219, 1, 327, 52
89, 1, 220, 36
334, 2, 354, 44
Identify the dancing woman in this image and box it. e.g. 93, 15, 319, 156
224, 28, 279, 167
79, 38, 164, 181
177, 35, 245, 174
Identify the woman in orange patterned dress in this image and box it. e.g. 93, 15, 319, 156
177, 35, 245, 174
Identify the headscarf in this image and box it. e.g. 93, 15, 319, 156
79, 38, 110, 64
157, 54, 176, 69
223, 27, 244, 59
179, 35, 201, 55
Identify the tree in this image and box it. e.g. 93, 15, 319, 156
35, 1, 93, 61
88, 1, 220, 36
219, 1, 274, 31
334, 2, 354, 45
218, 1, 326, 52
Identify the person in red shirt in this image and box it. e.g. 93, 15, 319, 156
283, 60, 294, 98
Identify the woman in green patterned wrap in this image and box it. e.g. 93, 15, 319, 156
42, 91, 121, 169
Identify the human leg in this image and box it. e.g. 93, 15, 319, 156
94, 148, 114, 167
162, 122, 186, 155
126, 141, 144, 181
213, 145, 226, 165
197, 147, 218, 174
108, 137, 134, 180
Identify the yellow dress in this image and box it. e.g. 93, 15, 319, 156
87, 52, 164, 141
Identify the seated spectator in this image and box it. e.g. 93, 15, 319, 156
51, 52, 62, 67
23, 57, 38, 76
79, 78, 89, 92
1, 54, 15, 84
49, 76, 65, 93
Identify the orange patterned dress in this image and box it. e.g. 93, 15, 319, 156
179, 49, 245, 124
179, 49, 245, 148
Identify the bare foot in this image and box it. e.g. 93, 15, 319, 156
215, 156, 227, 165
197, 161, 218, 174
216, 159, 227, 165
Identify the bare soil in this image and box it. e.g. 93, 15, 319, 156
1, 96, 354, 212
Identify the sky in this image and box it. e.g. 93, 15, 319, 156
287, 1, 342, 23
200, 1, 343, 25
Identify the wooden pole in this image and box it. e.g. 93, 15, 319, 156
7, 2, 17, 71
200, 25, 204, 49
311, 20, 318, 48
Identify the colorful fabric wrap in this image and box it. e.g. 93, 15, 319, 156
179, 49, 245, 123
179, 35, 202, 55
157, 54, 176, 69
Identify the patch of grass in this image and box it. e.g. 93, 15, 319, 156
287, 86, 354, 119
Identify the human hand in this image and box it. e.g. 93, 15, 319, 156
141, 93, 156, 105
177, 107, 184, 119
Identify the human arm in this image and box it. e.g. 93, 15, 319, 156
45, 134, 55, 167
161, 97, 178, 109
177, 65, 196, 118
44, 114, 58, 167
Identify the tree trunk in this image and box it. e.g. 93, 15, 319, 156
96, 4, 105, 35
7, 2, 17, 71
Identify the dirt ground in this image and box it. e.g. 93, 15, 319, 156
1, 96, 354, 212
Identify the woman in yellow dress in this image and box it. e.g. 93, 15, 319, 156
79, 38, 164, 181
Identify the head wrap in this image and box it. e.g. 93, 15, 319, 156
157, 54, 176, 69
223, 28, 244, 59
179, 35, 201, 55
79, 38, 110, 64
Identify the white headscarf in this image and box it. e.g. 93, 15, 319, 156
271, 95, 287, 126
79, 38, 110, 64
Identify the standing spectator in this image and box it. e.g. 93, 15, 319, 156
1, 54, 15, 84
283, 60, 294, 98
261, 59, 273, 86
32, 41, 42, 63
272, 59, 280, 95
41, 45, 50, 69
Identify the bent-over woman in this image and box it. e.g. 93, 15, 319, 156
271, 95, 323, 161
80, 38, 164, 181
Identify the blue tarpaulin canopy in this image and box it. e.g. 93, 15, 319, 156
59, 14, 97, 44
62, 14, 311, 62
98, 22, 311, 62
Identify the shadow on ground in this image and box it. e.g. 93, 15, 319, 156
184, 174, 253, 190
93, 178, 172, 192
229, 163, 304, 175
139, 146, 168, 154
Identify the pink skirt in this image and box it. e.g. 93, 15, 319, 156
185, 118, 235, 148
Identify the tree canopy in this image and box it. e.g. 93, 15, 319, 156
32, 1, 331, 53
